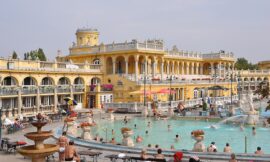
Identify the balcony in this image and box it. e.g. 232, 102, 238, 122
0, 86, 19, 96
73, 85, 85, 93
57, 85, 71, 93
40, 105, 54, 113
21, 106, 37, 115
39, 86, 55, 94
21, 86, 38, 95
89, 84, 113, 92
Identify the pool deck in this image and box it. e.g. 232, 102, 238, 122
1, 110, 269, 162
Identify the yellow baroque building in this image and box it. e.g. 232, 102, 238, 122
1, 28, 241, 118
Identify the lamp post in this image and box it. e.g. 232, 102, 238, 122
0, 107, 2, 142
237, 71, 242, 101
169, 75, 172, 107
226, 68, 234, 105
143, 72, 146, 107
213, 65, 218, 105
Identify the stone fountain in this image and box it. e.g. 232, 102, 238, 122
18, 113, 59, 162
121, 127, 134, 147
239, 91, 259, 125
80, 122, 94, 140
191, 130, 206, 152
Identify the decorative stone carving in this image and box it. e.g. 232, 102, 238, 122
191, 130, 206, 152
121, 128, 134, 147
81, 126, 91, 140
66, 120, 77, 136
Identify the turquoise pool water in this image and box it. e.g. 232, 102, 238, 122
90, 117, 270, 154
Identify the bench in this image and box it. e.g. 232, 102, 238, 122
130, 157, 166, 162
78, 151, 102, 162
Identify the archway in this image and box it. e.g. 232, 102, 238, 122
41, 77, 54, 85
128, 55, 135, 74
91, 77, 101, 85
74, 77, 84, 85
115, 56, 125, 74
106, 57, 113, 74
22, 77, 37, 86
58, 77, 70, 85
2, 76, 18, 86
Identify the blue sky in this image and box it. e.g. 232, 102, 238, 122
0, 0, 269, 63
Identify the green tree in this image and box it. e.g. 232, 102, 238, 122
12, 51, 18, 59
23, 48, 47, 61
254, 81, 270, 111
37, 48, 47, 61
235, 58, 258, 70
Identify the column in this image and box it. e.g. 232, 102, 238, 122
181, 63, 184, 75
161, 62, 164, 80
223, 63, 227, 78
172, 62, 175, 74
153, 62, 156, 76
175, 63, 179, 74
36, 88, 40, 113
54, 87, 58, 113
144, 61, 147, 74
167, 63, 169, 74
196, 63, 199, 75
200, 64, 203, 75
125, 61, 128, 75
70, 85, 74, 99
218, 62, 222, 77
18, 87, 22, 115
113, 61, 116, 74
210, 62, 214, 76
181, 88, 185, 100
190, 63, 194, 75
135, 59, 138, 81
186, 64, 189, 75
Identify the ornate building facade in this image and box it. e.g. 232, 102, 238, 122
2, 27, 257, 118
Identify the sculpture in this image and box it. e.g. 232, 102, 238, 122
191, 130, 206, 152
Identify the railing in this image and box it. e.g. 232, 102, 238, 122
238, 69, 270, 75
73, 85, 85, 93
40, 105, 54, 113
70, 40, 164, 55
104, 96, 240, 112
57, 86, 71, 93
136, 79, 235, 85
0, 61, 102, 73
22, 106, 37, 115
166, 51, 234, 60
21, 86, 38, 95
0, 87, 19, 96
39, 86, 55, 94
202, 53, 234, 59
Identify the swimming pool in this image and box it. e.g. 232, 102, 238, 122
90, 117, 270, 154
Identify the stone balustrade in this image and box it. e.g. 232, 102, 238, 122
0, 58, 102, 73
70, 39, 164, 55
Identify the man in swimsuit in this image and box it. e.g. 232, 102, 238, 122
64, 141, 80, 162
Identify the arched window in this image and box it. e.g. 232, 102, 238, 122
2, 76, 17, 86
23, 77, 36, 86
93, 59, 100, 65
91, 77, 101, 85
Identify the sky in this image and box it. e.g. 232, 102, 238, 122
0, 0, 269, 63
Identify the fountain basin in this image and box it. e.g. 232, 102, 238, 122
31, 121, 48, 128
18, 144, 59, 159
25, 131, 53, 141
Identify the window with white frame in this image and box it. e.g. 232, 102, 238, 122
41, 96, 53, 106
22, 97, 36, 107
